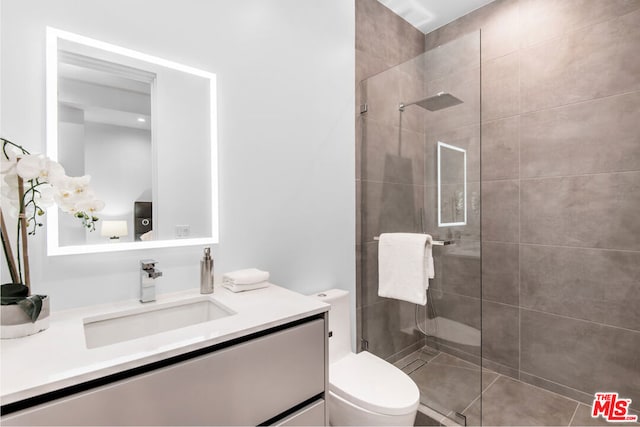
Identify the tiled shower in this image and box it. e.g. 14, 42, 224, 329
356, 0, 640, 425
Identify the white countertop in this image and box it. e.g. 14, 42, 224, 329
0, 284, 329, 406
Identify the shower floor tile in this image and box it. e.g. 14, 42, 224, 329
404, 346, 619, 427
462, 376, 577, 426
408, 352, 498, 418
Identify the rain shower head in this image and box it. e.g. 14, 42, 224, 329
400, 92, 463, 112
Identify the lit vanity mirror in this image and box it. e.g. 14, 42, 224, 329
46, 28, 218, 255
437, 141, 466, 227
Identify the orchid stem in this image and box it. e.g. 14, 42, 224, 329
17, 175, 31, 292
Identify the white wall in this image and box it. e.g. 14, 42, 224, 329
0, 0, 355, 310
84, 122, 152, 244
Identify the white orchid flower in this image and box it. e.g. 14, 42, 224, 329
2, 174, 19, 199
69, 175, 91, 196
0, 144, 21, 175
53, 187, 77, 209
56, 197, 79, 214
51, 174, 91, 195
1, 180, 21, 217
33, 183, 55, 209
77, 197, 105, 215
16, 154, 65, 182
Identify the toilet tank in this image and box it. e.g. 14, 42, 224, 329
314, 289, 352, 363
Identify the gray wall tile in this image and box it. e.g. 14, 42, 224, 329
521, 244, 640, 331
362, 180, 424, 242
424, 31, 480, 82
361, 241, 383, 308
482, 357, 519, 380
519, 371, 593, 406
423, 181, 481, 242
479, 0, 521, 61
355, 0, 424, 66
362, 119, 425, 185
520, 172, 640, 251
425, 66, 481, 131
355, 179, 362, 243
424, 0, 523, 63
438, 251, 481, 298
430, 290, 481, 331
519, 0, 640, 47
355, 243, 362, 308
355, 116, 362, 180
482, 301, 519, 369
426, 339, 481, 366
362, 299, 423, 360
520, 9, 640, 113
482, 117, 520, 181
481, 179, 519, 243
426, 124, 480, 192
356, 48, 395, 84
362, 66, 403, 128
520, 92, 640, 178
521, 309, 640, 408
482, 241, 519, 305
481, 52, 520, 121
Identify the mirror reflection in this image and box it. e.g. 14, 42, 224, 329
58, 52, 154, 245
437, 141, 466, 227
47, 28, 218, 255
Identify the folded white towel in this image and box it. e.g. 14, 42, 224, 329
223, 281, 269, 293
222, 268, 270, 285
377, 233, 434, 305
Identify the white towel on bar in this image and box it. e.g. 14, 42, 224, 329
377, 233, 434, 306
222, 268, 270, 285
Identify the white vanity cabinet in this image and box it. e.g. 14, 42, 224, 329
1, 316, 327, 426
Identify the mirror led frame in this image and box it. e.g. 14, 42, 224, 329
437, 141, 467, 227
46, 27, 219, 255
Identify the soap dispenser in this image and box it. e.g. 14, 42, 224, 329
200, 247, 214, 294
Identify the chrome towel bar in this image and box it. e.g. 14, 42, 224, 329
373, 236, 454, 246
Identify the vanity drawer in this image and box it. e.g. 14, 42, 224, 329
2, 318, 326, 426
273, 399, 325, 426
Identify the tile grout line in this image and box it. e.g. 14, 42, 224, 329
480, 87, 640, 125
517, 50, 522, 381
517, 370, 593, 406
460, 374, 502, 417
483, 240, 640, 255
481, 169, 640, 184
567, 402, 580, 427
517, 5, 640, 53
510, 241, 640, 253
519, 307, 640, 335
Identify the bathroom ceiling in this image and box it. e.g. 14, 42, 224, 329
377, 0, 496, 34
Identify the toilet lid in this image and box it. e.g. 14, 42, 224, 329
329, 351, 420, 416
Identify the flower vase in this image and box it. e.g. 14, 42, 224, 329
0, 284, 50, 339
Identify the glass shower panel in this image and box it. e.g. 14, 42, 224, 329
359, 31, 481, 424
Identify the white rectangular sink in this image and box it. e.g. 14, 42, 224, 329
83, 297, 236, 349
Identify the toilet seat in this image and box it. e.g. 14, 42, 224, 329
329, 351, 420, 416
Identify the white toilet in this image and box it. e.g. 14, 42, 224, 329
315, 289, 420, 426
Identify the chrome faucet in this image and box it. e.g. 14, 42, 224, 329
140, 259, 162, 303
